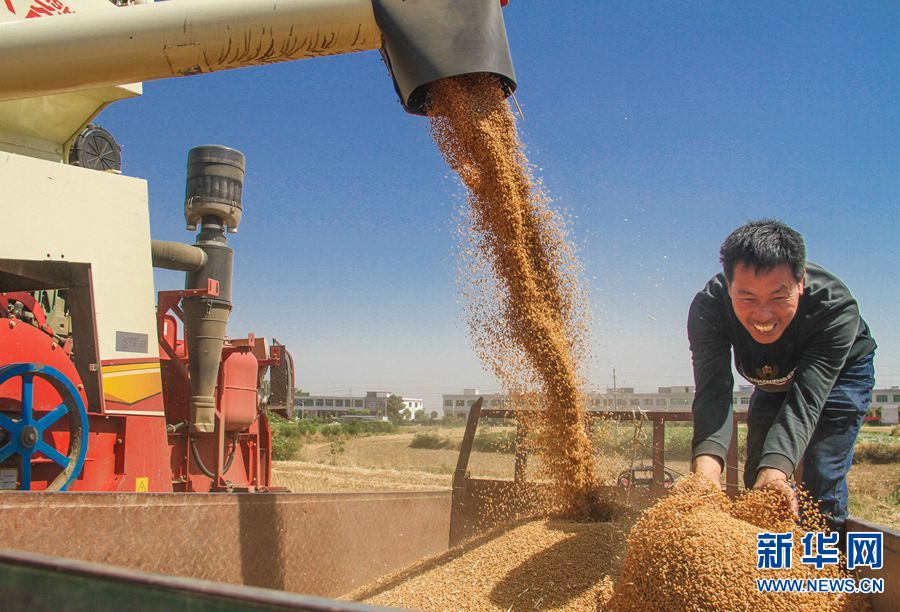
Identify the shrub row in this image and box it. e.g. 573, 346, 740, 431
271, 425, 304, 460
269, 417, 397, 460
853, 440, 900, 464
590, 422, 703, 461
409, 432, 454, 450
408, 429, 518, 453
472, 429, 517, 453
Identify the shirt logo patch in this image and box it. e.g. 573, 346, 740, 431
757, 364, 778, 379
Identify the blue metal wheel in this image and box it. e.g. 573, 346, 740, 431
0, 363, 89, 491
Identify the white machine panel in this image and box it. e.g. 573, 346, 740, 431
0, 151, 159, 363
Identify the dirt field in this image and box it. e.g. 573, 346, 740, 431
272, 427, 898, 529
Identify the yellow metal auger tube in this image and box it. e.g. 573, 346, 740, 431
0, 0, 516, 112
0, 0, 382, 103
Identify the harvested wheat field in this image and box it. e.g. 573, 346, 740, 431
347, 516, 633, 611
272, 460, 451, 493
294, 431, 517, 479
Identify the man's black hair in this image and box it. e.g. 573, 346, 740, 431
719, 219, 806, 282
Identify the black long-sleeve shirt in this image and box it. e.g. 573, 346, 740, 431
688, 262, 876, 477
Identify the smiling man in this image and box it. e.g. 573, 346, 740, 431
688, 219, 876, 534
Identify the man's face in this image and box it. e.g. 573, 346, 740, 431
728, 263, 804, 344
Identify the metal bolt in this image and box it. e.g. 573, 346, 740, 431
20, 426, 38, 449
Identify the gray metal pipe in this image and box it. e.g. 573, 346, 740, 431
183, 233, 234, 433
151, 240, 208, 272
181, 146, 242, 434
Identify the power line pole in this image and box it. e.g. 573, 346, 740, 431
613, 367, 618, 410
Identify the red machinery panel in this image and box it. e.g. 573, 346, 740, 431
220, 349, 258, 432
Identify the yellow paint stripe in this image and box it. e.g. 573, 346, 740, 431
102, 371, 163, 405
103, 368, 161, 380
102, 362, 161, 374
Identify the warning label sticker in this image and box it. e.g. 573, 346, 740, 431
0, 468, 18, 490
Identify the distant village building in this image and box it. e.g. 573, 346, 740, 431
294, 390, 423, 420
872, 387, 900, 425
441, 389, 506, 419
441, 385, 900, 424
441, 386, 742, 420
402, 397, 425, 419
295, 383, 898, 423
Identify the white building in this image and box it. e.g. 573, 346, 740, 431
442, 384, 899, 424
442, 385, 753, 419
441, 389, 511, 419
294, 390, 422, 420
872, 387, 900, 425
401, 397, 425, 420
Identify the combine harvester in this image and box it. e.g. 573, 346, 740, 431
0, 1, 894, 609
0, 0, 514, 607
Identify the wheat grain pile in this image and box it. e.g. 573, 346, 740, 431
604, 473, 870, 611
349, 516, 631, 611
349, 475, 868, 611
427, 74, 597, 516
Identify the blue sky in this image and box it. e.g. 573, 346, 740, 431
98, 2, 899, 412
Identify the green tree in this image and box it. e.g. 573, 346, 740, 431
386, 394, 405, 424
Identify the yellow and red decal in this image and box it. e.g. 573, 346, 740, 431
101, 359, 163, 413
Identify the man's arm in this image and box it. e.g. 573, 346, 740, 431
758, 304, 859, 477
692, 454, 723, 482
687, 291, 734, 478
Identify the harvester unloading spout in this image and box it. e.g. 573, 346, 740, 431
371, 0, 517, 115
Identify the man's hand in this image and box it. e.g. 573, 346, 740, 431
753, 468, 799, 518
691, 454, 723, 485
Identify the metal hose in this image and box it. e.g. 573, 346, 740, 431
151, 240, 207, 272
189, 436, 237, 479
